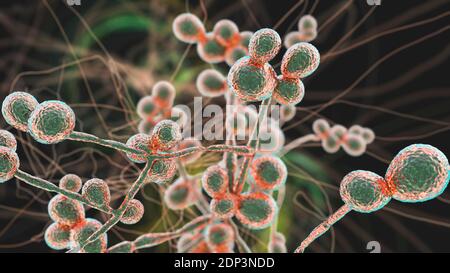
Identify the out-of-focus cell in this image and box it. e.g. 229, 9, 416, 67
176, 138, 203, 164
202, 165, 229, 198
213, 19, 240, 47
298, 15, 318, 32
284, 32, 303, 48
172, 13, 205, 44
235, 192, 277, 229
348, 125, 364, 136
273, 75, 305, 105
340, 170, 391, 213
298, 30, 317, 43
146, 158, 177, 184
48, 194, 85, 226
152, 81, 176, 108
70, 218, 108, 253
59, 174, 82, 193
322, 134, 340, 154
150, 120, 182, 151
248, 28, 281, 64
281, 42, 320, 79
342, 134, 366, 157
312, 119, 330, 138
205, 223, 235, 251
2, 91, 39, 132
28, 101, 76, 144
280, 104, 296, 122
126, 133, 151, 163
239, 31, 253, 49
0, 147, 19, 183
196, 69, 227, 98
385, 144, 449, 202
138, 119, 155, 134
225, 46, 247, 66
330, 124, 347, 143
45, 222, 71, 250
259, 122, 285, 153
171, 106, 189, 128
82, 178, 111, 208
120, 199, 144, 225
210, 195, 236, 218
250, 156, 287, 191
197, 33, 226, 64
361, 128, 375, 144
137, 96, 158, 119
0, 130, 17, 151
164, 178, 196, 210
227, 56, 277, 102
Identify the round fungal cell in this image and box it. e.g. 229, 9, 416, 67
210, 195, 236, 218
239, 31, 253, 49
0, 147, 19, 183
164, 178, 196, 210
298, 15, 318, 32
225, 46, 248, 66
283, 32, 303, 48
196, 69, 227, 98
81, 178, 111, 208
126, 133, 151, 163
235, 192, 277, 229
385, 144, 449, 202
150, 120, 182, 151
172, 13, 205, 44
146, 158, 177, 184
322, 134, 340, 154
205, 223, 234, 250
137, 96, 158, 119
70, 218, 108, 253
340, 170, 391, 213
330, 124, 347, 143
1, 91, 39, 132
196, 33, 226, 64
171, 106, 189, 128
59, 174, 82, 193
138, 119, 155, 135
227, 56, 277, 102
250, 156, 287, 191
28, 100, 76, 144
281, 42, 320, 79
312, 119, 330, 138
213, 19, 240, 47
44, 222, 71, 250
0, 130, 17, 151
361, 128, 375, 144
120, 199, 144, 225
248, 28, 281, 64
280, 104, 296, 122
273, 75, 305, 105
348, 125, 364, 136
48, 194, 85, 226
151, 81, 176, 108
342, 134, 367, 157
201, 165, 229, 198
176, 138, 203, 164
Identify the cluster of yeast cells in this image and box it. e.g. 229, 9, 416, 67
284, 15, 318, 48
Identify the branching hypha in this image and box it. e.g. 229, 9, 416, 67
0, 12, 448, 253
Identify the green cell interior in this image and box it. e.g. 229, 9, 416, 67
236, 66, 265, 95
286, 49, 311, 73
259, 161, 279, 184
239, 198, 271, 222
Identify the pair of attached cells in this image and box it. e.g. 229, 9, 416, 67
173, 13, 253, 66
295, 143, 449, 252
136, 81, 188, 134
284, 15, 318, 48
313, 119, 375, 157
